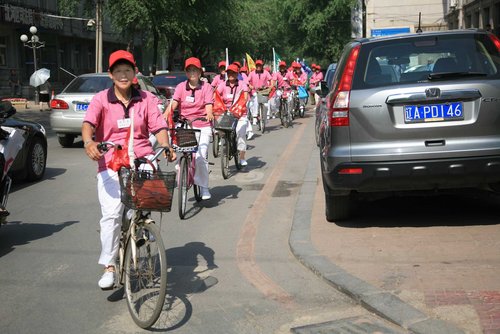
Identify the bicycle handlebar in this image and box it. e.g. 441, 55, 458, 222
97, 141, 170, 163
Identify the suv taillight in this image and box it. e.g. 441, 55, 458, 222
50, 99, 69, 109
329, 45, 360, 127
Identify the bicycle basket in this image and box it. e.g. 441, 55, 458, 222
215, 112, 237, 131
174, 128, 199, 150
119, 169, 176, 212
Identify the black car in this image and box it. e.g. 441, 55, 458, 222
0, 100, 47, 181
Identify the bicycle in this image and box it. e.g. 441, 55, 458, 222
172, 116, 207, 219
97, 142, 175, 329
278, 89, 293, 128
214, 111, 241, 179
251, 87, 270, 134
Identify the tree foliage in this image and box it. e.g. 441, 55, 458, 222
58, 0, 355, 69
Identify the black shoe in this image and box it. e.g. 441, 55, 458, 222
0, 209, 10, 217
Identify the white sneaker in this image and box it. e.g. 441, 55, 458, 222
247, 132, 254, 140
201, 187, 211, 200
240, 159, 248, 166
98, 267, 115, 289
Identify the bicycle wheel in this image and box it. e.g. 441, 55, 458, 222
220, 136, 229, 179
212, 132, 220, 158
259, 104, 266, 133
299, 103, 305, 118
178, 156, 188, 219
124, 222, 167, 329
232, 133, 241, 170
282, 102, 289, 128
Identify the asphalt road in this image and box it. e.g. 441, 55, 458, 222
0, 108, 385, 334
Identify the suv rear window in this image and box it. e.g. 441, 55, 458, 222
352, 33, 500, 89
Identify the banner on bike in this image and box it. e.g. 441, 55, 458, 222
213, 90, 226, 116
229, 92, 247, 119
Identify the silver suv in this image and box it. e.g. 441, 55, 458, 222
317, 29, 500, 221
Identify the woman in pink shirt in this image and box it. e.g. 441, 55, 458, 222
247, 60, 272, 125
82, 50, 174, 290
216, 64, 249, 166
309, 64, 324, 105
269, 60, 289, 118
210, 60, 226, 88
167, 57, 215, 200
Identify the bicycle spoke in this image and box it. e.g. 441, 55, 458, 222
124, 223, 167, 329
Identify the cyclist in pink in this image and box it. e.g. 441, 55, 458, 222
216, 64, 249, 166
269, 60, 289, 117
166, 57, 214, 200
285, 61, 307, 86
247, 59, 272, 125
82, 50, 174, 290
211, 61, 226, 88
309, 64, 324, 105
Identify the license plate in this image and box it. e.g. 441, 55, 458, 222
75, 103, 89, 112
404, 102, 463, 123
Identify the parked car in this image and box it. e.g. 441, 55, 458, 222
152, 72, 186, 99
50, 73, 167, 147
324, 62, 337, 90
0, 100, 47, 181
317, 29, 500, 221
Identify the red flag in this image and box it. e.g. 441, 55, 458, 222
213, 90, 226, 116
229, 92, 247, 118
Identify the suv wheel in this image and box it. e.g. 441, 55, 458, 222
58, 134, 75, 148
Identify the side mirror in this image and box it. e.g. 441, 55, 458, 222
316, 81, 329, 98
0, 101, 16, 119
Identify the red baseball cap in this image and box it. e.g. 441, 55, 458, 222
279, 60, 287, 67
185, 57, 202, 70
292, 61, 301, 69
240, 66, 248, 73
218, 61, 226, 68
255, 59, 264, 66
232, 61, 242, 68
109, 50, 136, 70
316, 64, 321, 70
311, 63, 317, 69
226, 64, 239, 73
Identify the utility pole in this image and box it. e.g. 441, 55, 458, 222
95, 0, 103, 72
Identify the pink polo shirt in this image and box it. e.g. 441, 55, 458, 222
172, 80, 214, 127
211, 74, 225, 88
272, 71, 290, 90
84, 87, 168, 172
309, 71, 324, 88
285, 70, 307, 87
247, 70, 272, 94
216, 79, 248, 109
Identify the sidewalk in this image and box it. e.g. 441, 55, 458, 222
289, 144, 473, 333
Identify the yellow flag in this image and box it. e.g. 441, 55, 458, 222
246, 53, 256, 73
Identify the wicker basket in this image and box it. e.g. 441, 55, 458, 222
175, 128, 199, 148
215, 112, 237, 131
119, 169, 176, 212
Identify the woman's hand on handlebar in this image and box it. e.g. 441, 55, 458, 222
85, 140, 103, 161
165, 146, 176, 162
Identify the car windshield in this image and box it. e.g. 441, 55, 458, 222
353, 33, 500, 89
64, 76, 113, 93
152, 75, 186, 86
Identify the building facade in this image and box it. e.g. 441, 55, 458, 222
364, 0, 448, 37
0, 1, 129, 98
446, 0, 500, 35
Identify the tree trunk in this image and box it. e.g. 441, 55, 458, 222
152, 30, 159, 75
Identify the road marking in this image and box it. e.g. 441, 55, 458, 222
236, 117, 309, 308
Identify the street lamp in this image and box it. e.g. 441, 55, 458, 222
20, 26, 45, 104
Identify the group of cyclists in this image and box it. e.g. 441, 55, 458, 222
82, 50, 320, 290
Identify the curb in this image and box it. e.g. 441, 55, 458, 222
288, 145, 465, 334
